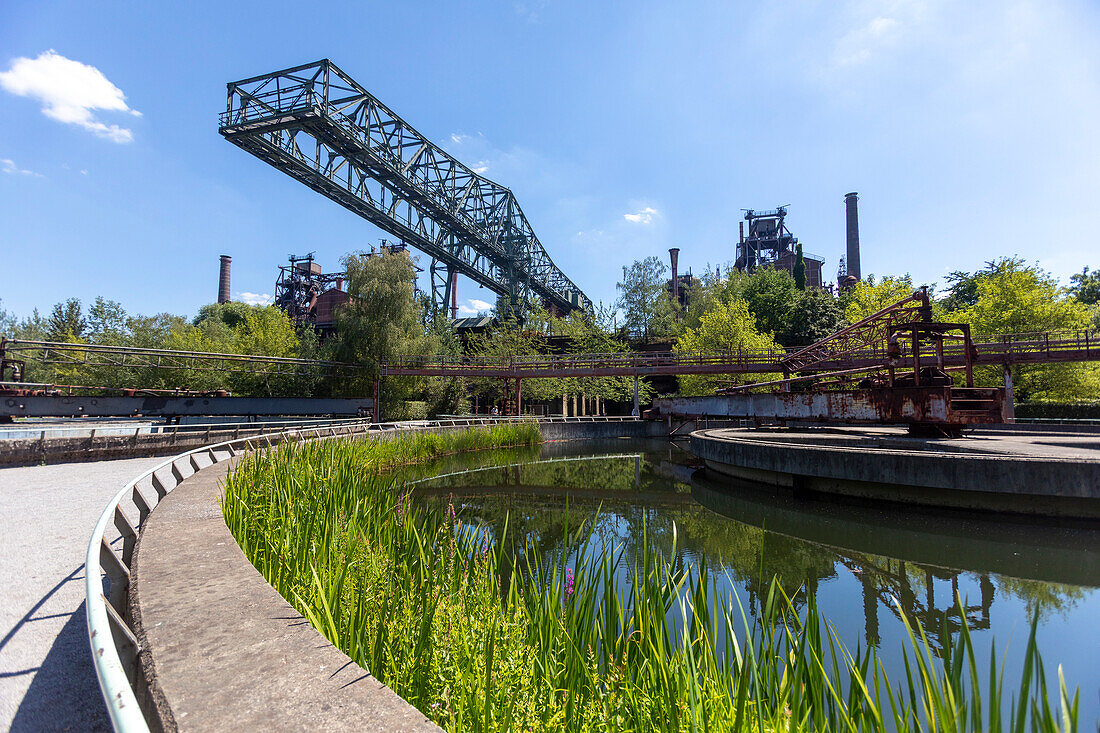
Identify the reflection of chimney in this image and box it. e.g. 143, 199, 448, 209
218, 255, 231, 304
844, 192, 861, 282
669, 248, 680, 307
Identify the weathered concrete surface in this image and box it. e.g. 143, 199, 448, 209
540, 419, 666, 441
691, 427, 1100, 518
131, 457, 441, 731
0, 456, 163, 732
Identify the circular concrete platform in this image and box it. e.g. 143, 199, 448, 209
689, 427, 1100, 519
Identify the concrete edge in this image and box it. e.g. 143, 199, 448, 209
690, 429, 1100, 518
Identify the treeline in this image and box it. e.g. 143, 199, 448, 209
0, 296, 326, 397
3, 253, 1098, 410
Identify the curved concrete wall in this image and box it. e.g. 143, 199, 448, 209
690, 429, 1100, 518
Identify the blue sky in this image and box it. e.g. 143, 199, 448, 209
2, 0, 1098, 320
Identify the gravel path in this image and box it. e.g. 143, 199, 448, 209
0, 457, 162, 732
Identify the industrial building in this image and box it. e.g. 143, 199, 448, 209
272, 253, 349, 336
734, 206, 825, 288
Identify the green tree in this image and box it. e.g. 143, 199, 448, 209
793, 244, 806, 290
616, 256, 676, 341
46, 298, 86, 340
948, 259, 1098, 401
741, 268, 800, 339
841, 274, 917, 324
783, 289, 844, 347
87, 297, 129, 343
194, 301, 254, 330
335, 250, 426, 414
674, 298, 780, 395
1069, 266, 1100, 305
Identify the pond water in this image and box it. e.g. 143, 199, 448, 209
397, 438, 1100, 725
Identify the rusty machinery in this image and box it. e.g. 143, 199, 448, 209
273, 252, 347, 331
735, 206, 826, 289
714, 289, 1002, 433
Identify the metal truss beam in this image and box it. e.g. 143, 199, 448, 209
219, 60, 591, 315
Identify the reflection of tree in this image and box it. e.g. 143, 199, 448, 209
409, 444, 1093, 667
994, 576, 1088, 619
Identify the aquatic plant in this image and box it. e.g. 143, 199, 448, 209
223, 430, 1080, 732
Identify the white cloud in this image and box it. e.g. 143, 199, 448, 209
623, 206, 659, 224
238, 292, 274, 306
456, 298, 494, 316
1, 158, 43, 177
471, 160, 490, 174
449, 133, 473, 144
0, 50, 140, 142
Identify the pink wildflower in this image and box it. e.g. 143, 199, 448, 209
565, 567, 575, 598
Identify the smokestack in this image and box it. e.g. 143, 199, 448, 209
669, 247, 680, 306
450, 271, 458, 319
844, 192, 861, 282
218, 255, 232, 304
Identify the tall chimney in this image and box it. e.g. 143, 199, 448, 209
844, 192, 861, 282
669, 247, 680, 307
218, 255, 232, 304
450, 271, 458, 319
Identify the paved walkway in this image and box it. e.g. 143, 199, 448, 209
0, 456, 162, 732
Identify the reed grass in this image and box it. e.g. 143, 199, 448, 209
223, 430, 1080, 732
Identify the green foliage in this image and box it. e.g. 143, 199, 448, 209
1069, 266, 1100, 305
225, 433, 1080, 733
842, 274, 917, 324
740, 268, 800, 338
674, 298, 781, 395
616, 256, 676, 341
793, 243, 806, 290
46, 297, 86, 340
194, 301, 254, 330
335, 249, 426, 411
946, 258, 1098, 401
87, 297, 128, 343
784, 288, 844, 347
1015, 401, 1100, 420
680, 267, 841, 350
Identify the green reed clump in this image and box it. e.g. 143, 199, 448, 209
223, 432, 1080, 732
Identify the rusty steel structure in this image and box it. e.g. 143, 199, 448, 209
382, 328, 1100, 379
273, 252, 348, 333
735, 206, 825, 288
219, 59, 591, 319
382, 291, 1100, 425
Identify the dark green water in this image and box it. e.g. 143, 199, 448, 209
399, 438, 1100, 724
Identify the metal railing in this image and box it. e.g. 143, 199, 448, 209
0, 416, 372, 442
85, 415, 640, 731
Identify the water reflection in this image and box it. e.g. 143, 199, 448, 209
400, 438, 1098, 717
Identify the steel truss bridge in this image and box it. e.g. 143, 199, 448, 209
219, 59, 591, 317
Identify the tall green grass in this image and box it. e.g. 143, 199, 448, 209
223, 430, 1080, 732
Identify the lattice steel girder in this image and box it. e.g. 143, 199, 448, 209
219, 60, 591, 315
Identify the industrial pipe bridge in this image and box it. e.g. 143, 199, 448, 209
219, 59, 591, 317
381, 329, 1100, 379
